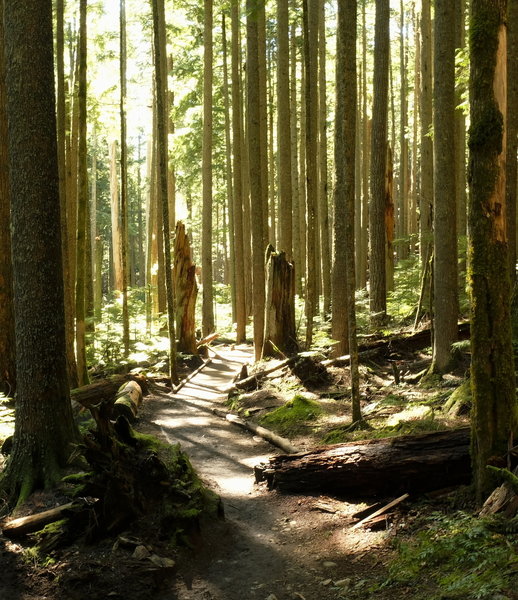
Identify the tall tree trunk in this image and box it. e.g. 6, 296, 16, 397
333, 0, 361, 422
151, 0, 178, 384
277, 0, 292, 260
420, 0, 433, 272
75, 0, 89, 387
469, 0, 517, 501
120, 0, 130, 357
247, 0, 265, 361
56, 0, 78, 387
318, 0, 331, 319
398, 0, 409, 260
231, 0, 247, 344
432, 0, 458, 373
258, 2, 269, 249
202, 0, 215, 336
303, 0, 319, 347
110, 141, 123, 292
359, 1, 370, 290
369, 0, 390, 325
507, 0, 518, 281
3, 0, 78, 503
0, 0, 16, 395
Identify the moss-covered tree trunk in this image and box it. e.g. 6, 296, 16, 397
507, 0, 518, 281
0, 0, 16, 396
173, 222, 198, 355
469, 0, 517, 501
262, 246, 297, 358
2, 0, 79, 504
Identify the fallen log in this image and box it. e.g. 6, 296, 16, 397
212, 408, 301, 454
225, 357, 295, 394
2, 502, 77, 538
112, 380, 144, 423
173, 358, 211, 395
255, 427, 471, 497
71, 374, 148, 413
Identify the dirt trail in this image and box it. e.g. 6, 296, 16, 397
140, 346, 389, 600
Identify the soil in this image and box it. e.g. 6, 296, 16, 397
0, 343, 466, 600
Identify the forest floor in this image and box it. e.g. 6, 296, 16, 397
0, 336, 510, 600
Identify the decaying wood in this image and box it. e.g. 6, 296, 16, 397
71, 374, 148, 413
112, 380, 143, 423
255, 428, 471, 497
212, 408, 301, 454
2, 502, 77, 538
262, 246, 297, 358
173, 221, 198, 354
351, 493, 409, 529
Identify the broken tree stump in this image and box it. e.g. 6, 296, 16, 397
262, 245, 298, 358
173, 221, 198, 355
255, 428, 471, 497
71, 374, 148, 413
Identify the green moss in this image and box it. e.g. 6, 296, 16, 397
259, 395, 323, 435
444, 380, 472, 416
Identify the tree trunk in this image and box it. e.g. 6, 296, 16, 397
231, 0, 247, 344
3, 0, 79, 504
247, 0, 265, 361
369, 0, 390, 325
255, 428, 471, 497
262, 246, 297, 358
277, 0, 293, 260
432, 0, 458, 373
173, 222, 198, 355
507, 0, 518, 281
469, 0, 517, 500
385, 146, 395, 292
151, 0, 178, 384
201, 0, 215, 337
75, 0, 89, 387
303, 0, 319, 347
0, 0, 16, 396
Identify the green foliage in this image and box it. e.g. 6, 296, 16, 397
378, 511, 518, 600
260, 395, 323, 436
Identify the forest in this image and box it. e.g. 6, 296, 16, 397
0, 0, 517, 599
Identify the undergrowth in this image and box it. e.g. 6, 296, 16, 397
374, 511, 518, 600
259, 395, 323, 436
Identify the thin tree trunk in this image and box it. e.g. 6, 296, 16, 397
318, 0, 331, 319
303, 0, 319, 347
231, 0, 247, 344
369, 0, 390, 325
507, 0, 518, 281
151, 0, 178, 384
202, 0, 215, 336
75, 0, 89, 387
120, 0, 130, 356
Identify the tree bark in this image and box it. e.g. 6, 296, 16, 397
469, 0, 517, 500
432, 0, 458, 372
173, 222, 198, 355
3, 0, 79, 503
369, 0, 390, 325
256, 428, 471, 497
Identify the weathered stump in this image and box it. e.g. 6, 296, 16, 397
173, 221, 198, 354
262, 245, 297, 358
112, 380, 143, 422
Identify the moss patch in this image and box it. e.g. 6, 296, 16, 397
260, 395, 323, 436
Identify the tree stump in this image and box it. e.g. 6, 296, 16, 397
262, 245, 297, 358
173, 221, 198, 354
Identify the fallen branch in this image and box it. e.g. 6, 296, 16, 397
224, 357, 295, 394
351, 493, 409, 529
197, 332, 219, 348
212, 408, 301, 454
2, 502, 77, 538
173, 358, 212, 395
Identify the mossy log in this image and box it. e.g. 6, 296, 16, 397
255, 428, 471, 497
112, 380, 143, 423
1, 502, 77, 538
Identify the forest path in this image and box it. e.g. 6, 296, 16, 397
139, 345, 386, 600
